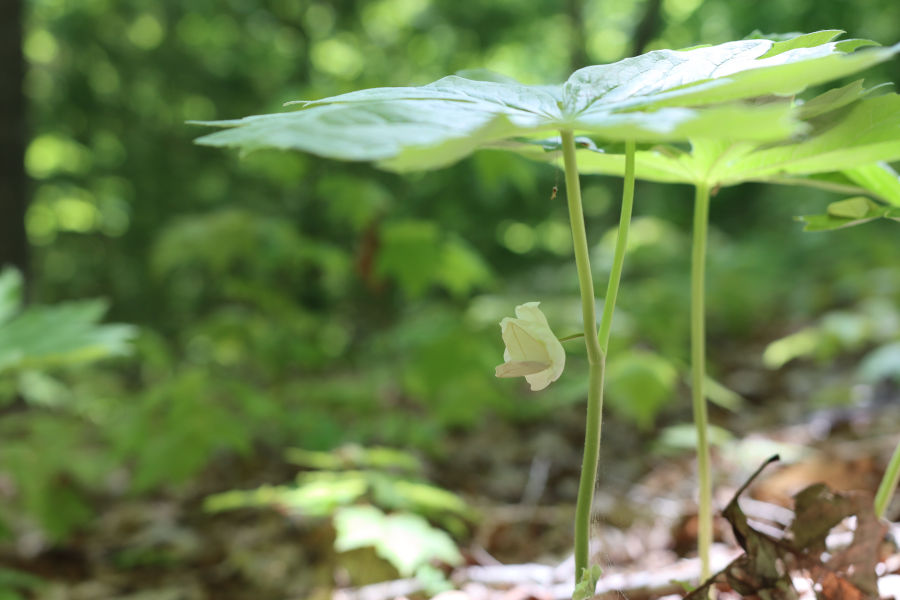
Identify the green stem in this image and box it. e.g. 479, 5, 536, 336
562, 131, 603, 368
561, 130, 605, 580
691, 182, 713, 583
875, 439, 900, 518
574, 362, 604, 578
597, 140, 635, 354
562, 131, 636, 581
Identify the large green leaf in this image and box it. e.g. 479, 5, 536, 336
712, 93, 900, 185
623, 36, 896, 109
571, 87, 900, 192
194, 32, 897, 171
841, 162, 900, 206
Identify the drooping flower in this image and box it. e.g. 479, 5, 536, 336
495, 302, 565, 391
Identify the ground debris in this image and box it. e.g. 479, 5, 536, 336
686, 456, 888, 600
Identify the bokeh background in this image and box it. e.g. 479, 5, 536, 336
2, 0, 900, 597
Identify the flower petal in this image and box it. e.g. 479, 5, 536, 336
496, 302, 566, 391
495, 360, 551, 378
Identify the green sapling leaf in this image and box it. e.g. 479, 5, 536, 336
796, 196, 888, 232
826, 196, 874, 218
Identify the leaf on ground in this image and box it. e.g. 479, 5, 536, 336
814, 571, 869, 600
789, 483, 856, 552
685, 455, 788, 599
802, 486, 886, 598
686, 455, 888, 599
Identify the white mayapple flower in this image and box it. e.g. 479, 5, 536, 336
495, 302, 566, 391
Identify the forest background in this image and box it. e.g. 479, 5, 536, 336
2, 0, 900, 597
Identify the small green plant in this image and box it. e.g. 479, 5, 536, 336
0, 268, 135, 540
205, 445, 471, 591
0, 268, 135, 378
194, 31, 899, 591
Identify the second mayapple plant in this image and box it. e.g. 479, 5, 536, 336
539, 31, 900, 582
194, 31, 898, 590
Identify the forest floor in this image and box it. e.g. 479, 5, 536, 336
4, 373, 900, 600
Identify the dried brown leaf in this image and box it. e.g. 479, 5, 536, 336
812, 570, 868, 600
800, 488, 886, 598
683, 456, 886, 600
790, 483, 856, 553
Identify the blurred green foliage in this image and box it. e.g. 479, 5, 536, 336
0, 267, 133, 539
205, 445, 469, 590
7, 0, 900, 588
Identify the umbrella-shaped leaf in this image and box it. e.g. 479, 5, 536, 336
194, 32, 897, 171
712, 92, 900, 184
635, 37, 897, 109
570, 88, 900, 190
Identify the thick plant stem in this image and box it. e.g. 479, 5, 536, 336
691, 182, 713, 583
562, 130, 605, 579
574, 363, 605, 577
875, 440, 900, 518
562, 131, 636, 581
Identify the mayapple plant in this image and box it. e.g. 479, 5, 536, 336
537, 31, 900, 583
194, 31, 898, 592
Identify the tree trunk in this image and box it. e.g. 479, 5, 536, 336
567, 0, 589, 71
0, 0, 28, 277
631, 0, 662, 57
